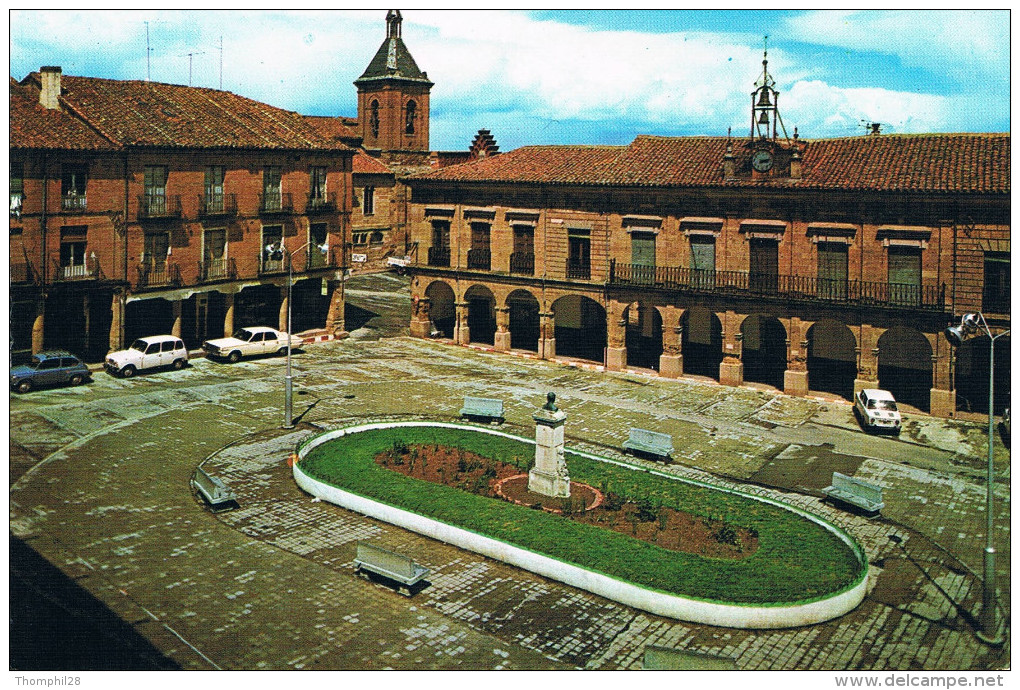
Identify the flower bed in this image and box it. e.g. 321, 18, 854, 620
297, 423, 867, 608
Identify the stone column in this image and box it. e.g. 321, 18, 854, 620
528, 392, 570, 498
784, 318, 809, 397
494, 307, 511, 351
326, 280, 347, 336
606, 309, 626, 371
278, 285, 290, 333
718, 312, 743, 387
409, 295, 432, 339
538, 311, 555, 359
454, 301, 470, 344
171, 299, 183, 339
930, 338, 955, 418
659, 323, 683, 379
223, 292, 235, 338
109, 291, 125, 352
31, 298, 45, 355
854, 325, 881, 396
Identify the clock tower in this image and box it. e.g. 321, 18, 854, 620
355, 10, 434, 158
741, 38, 798, 179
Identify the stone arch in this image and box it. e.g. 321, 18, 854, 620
623, 301, 663, 370
551, 294, 606, 363
741, 314, 787, 390
953, 334, 1011, 415
877, 327, 932, 411
464, 283, 496, 345
681, 307, 723, 380
424, 280, 455, 339
807, 319, 857, 400
506, 288, 540, 352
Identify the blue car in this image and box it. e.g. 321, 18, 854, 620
10, 350, 92, 393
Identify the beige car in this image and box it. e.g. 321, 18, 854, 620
202, 326, 302, 363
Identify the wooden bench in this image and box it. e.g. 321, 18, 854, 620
354, 541, 429, 596
192, 466, 238, 511
623, 427, 674, 461
459, 396, 504, 424
823, 472, 884, 515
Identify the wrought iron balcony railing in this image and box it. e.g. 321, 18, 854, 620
53, 257, 102, 282
199, 193, 237, 217
199, 257, 237, 282
61, 194, 87, 213
138, 194, 182, 219
509, 252, 535, 276
259, 191, 293, 214
137, 260, 181, 288
608, 261, 946, 310
467, 248, 491, 271
428, 246, 451, 267
306, 193, 337, 213
566, 260, 591, 280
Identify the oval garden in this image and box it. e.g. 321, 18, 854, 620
294, 422, 869, 628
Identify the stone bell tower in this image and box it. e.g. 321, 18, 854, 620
355, 10, 433, 156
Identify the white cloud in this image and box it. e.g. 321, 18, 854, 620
784, 80, 948, 137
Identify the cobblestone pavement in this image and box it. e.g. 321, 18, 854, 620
9, 273, 1010, 670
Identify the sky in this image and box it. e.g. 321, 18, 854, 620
9, 9, 1010, 152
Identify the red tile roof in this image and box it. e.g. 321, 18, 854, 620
17, 72, 355, 152
414, 133, 1009, 194
353, 150, 392, 175
10, 78, 117, 151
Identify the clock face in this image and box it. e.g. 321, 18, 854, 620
752, 149, 774, 172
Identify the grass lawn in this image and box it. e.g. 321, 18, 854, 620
299, 425, 866, 605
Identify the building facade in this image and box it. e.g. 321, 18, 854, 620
403, 58, 1010, 419
10, 68, 357, 363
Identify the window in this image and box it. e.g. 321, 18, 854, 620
689, 235, 716, 289
144, 165, 168, 215
61, 163, 87, 211
370, 231, 384, 245
370, 100, 380, 138
983, 252, 1010, 313
429, 220, 451, 266
468, 223, 491, 270
817, 242, 849, 300
310, 166, 327, 201
203, 229, 227, 279
510, 225, 534, 275
567, 228, 591, 279
362, 186, 375, 215
887, 246, 921, 305
205, 166, 225, 212
11, 161, 23, 217
309, 223, 328, 268
262, 225, 284, 271
631, 231, 656, 266
405, 100, 417, 135
749, 238, 779, 293
263, 166, 282, 211
60, 226, 88, 278
144, 232, 170, 270
353, 232, 369, 246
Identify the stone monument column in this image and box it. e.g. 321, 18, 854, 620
529, 392, 570, 498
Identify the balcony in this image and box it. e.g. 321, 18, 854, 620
608, 261, 946, 310
428, 246, 451, 267
138, 194, 182, 220
306, 193, 337, 214
467, 248, 491, 271
199, 257, 237, 282
53, 257, 103, 282
304, 246, 343, 271
566, 261, 591, 280
137, 261, 181, 289
61, 193, 87, 213
199, 193, 237, 217
261, 255, 287, 275
259, 191, 293, 215
509, 252, 535, 276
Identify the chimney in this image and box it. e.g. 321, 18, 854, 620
789, 127, 802, 179
723, 127, 735, 179
40, 66, 62, 110
870, 122, 882, 135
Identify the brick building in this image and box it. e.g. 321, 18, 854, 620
402, 55, 1010, 419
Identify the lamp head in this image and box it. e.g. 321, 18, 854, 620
944, 324, 967, 347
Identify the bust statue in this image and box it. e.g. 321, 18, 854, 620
543, 391, 558, 412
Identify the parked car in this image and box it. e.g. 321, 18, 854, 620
202, 326, 302, 363
10, 350, 91, 393
105, 335, 188, 377
854, 388, 902, 433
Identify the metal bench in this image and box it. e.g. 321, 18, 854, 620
823, 472, 884, 515
354, 541, 429, 596
192, 466, 238, 511
459, 396, 504, 424
623, 427, 674, 461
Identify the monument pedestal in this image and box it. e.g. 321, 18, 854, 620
529, 397, 570, 498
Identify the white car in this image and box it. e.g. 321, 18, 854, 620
203, 326, 302, 363
854, 388, 902, 433
105, 335, 188, 378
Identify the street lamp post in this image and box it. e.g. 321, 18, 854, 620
265, 240, 328, 429
944, 312, 1009, 645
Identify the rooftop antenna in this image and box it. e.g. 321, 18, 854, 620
145, 21, 152, 81
179, 50, 206, 86
218, 36, 223, 89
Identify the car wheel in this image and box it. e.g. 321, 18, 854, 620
172, 358, 185, 370
70, 374, 85, 386
121, 365, 136, 378
228, 351, 242, 364
16, 380, 32, 394
278, 347, 288, 356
